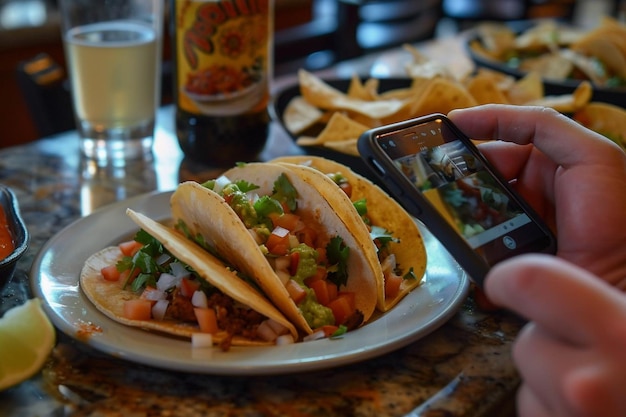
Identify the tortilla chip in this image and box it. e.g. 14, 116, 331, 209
465, 73, 510, 105
406, 78, 478, 117
297, 112, 369, 148
323, 139, 359, 156
283, 96, 324, 135
574, 102, 626, 150
299, 69, 406, 119
506, 71, 545, 105
525, 80, 592, 113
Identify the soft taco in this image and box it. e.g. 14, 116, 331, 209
271, 156, 427, 311
80, 209, 298, 350
170, 163, 378, 336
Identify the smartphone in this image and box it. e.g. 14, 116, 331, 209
358, 113, 556, 287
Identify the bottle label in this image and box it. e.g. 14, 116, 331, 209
174, 0, 272, 116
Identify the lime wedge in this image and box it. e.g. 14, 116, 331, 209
0, 298, 56, 391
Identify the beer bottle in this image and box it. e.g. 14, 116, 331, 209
171, 0, 273, 166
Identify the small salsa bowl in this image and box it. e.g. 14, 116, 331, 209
0, 186, 29, 291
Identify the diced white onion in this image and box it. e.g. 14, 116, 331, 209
170, 262, 191, 279
213, 175, 231, 194
276, 334, 295, 345
151, 299, 169, 321
266, 319, 289, 336
156, 253, 170, 266
288, 235, 300, 249
247, 192, 260, 203
142, 287, 167, 301
156, 273, 181, 292
256, 320, 278, 342
276, 269, 291, 286
274, 255, 290, 272
191, 332, 213, 348
191, 290, 208, 308
380, 253, 397, 275
271, 226, 290, 238
303, 330, 326, 342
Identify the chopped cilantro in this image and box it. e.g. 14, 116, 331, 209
272, 173, 298, 212
330, 325, 348, 339
234, 180, 260, 193
326, 236, 350, 288
254, 195, 284, 219
117, 230, 169, 290
370, 225, 399, 253
403, 267, 417, 281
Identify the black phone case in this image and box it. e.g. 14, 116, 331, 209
357, 114, 557, 287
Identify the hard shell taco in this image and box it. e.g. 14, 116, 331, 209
80, 209, 298, 350
271, 156, 427, 311
170, 163, 378, 336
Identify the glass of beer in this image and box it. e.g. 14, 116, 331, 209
59, 0, 163, 165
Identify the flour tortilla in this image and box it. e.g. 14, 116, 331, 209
80, 209, 298, 345
272, 156, 427, 311
170, 164, 378, 334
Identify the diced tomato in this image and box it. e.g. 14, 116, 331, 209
180, 277, 201, 298
296, 226, 317, 248
266, 226, 290, 256
314, 325, 340, 338
118, 240, 144, 257
338, 182, 352, 197
384, 274, 403, 300
286, 279, 307, 304
101, 265, 121, 282
327, 293, 355, 325
123, 299, 152, 320
223, 194, 234, 205
270, 212, 300, 231
194, 307, 219, 334
316, 247, 327, 265
337, 291, 356, 310
289, 251, 300, 276
309, 279, 337, 306
280, 201, 292, 214
120, 267, 140, 285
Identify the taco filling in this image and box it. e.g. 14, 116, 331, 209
80, 210, 297, 351
271, 156, 427, 311
195, 173, 363, 331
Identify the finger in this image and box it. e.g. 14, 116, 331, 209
449, 104, 620, 167
517, 384, 554, 417
476, 140, 533, 181
485, 254, 626, 346
565, 363, 626, 417
513, 323, 587, 417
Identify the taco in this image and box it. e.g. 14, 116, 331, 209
271, 156, 427, 311
170, 163, 378, 336
80, 209, 298, 350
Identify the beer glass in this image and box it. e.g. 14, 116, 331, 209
59, 0, 163, 164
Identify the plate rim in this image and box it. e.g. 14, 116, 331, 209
30, 190, 469, 376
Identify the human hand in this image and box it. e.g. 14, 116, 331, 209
448, 105, 626, 288
485, 254, 626, 417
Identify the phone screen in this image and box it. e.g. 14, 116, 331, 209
374, 117, 554, 266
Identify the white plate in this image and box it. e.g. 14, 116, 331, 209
30, 191, 469, 375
